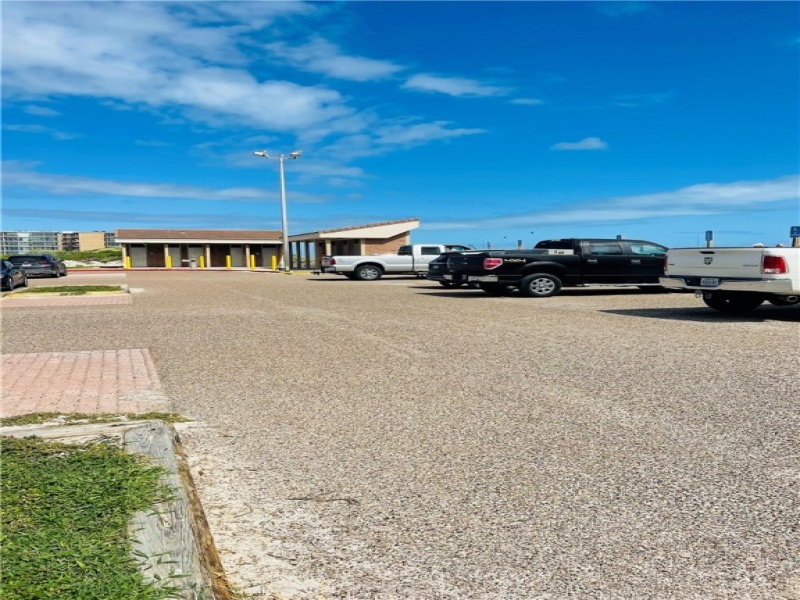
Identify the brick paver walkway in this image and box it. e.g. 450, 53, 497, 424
1, 349, 171, 417
1, 295, 132, 308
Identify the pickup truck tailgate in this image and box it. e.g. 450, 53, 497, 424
666, 248, 764, 277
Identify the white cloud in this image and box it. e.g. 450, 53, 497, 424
2, 160, 332, 205
1, 207, 280, 229
597, 2, 653, 17
551, 137, 609, 151
2, 1, 489, 157
403, 74, 511, 97
165, 67, 356, 130
510, 98, 544, 106
2, 160, 265, 202
135, 140, 172, 148
3, 124, 80, 140
318, 120, 486, 161
611, 91, 674, 108
373, 121, 486, 147
1, 2, 358, 134
425, 176, 800, 230
23, 105, 61, 116
265, 38, 404, 82
619, 176, 800, 209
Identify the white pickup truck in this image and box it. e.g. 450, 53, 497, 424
660, 245, 800, 313
318, 243, 473, 281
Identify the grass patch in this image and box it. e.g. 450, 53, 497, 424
2, 248, 123, 263
56, 248, 123, 263
0, 436, 178, 599
14, 285, 125, 296
0, 412, 191, 428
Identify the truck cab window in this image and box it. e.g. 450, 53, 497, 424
588, 243, 623, 255
398, 246, 413, 255
629, 243, 667, 256
421, 246, 442, 255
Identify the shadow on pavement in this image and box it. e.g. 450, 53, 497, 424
601, 306, 800, 323
414, 286, 678, 299
306, 276, 427, 283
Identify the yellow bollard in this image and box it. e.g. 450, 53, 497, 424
125, 256, 132, 270
198, 256, 205, 269
271, 255, 277, 270
226, 255, 232, 269
250, 255, 255, 270
166, 256, 172, 269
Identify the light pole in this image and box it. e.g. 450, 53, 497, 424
253, 149, 302, 270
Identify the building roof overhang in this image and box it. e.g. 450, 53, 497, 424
115, 229, 283, 244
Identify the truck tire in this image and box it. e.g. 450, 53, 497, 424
478, 283, 515, 296
702, 291, 764, 314
519, 273, 562, 298
354, 264, 383, 281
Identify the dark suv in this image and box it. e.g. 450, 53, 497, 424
6, 254, 67, 278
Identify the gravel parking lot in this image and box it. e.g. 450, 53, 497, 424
2, 271, 798, 599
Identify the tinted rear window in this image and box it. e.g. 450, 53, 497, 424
7, 255, 48, 262
534, 241, 574, 250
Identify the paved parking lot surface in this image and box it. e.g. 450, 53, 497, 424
1, 271, 798, 599
1, 294, 132, 307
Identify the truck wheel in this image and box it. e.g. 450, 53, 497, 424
702, 291, 764, 314
354, 264, 383, 281
478, 283, 515, 296
519, 273, 561, 298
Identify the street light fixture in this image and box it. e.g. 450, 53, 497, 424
253, 150, 302, 270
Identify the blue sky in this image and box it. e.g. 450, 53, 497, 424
2, 1, 798, 249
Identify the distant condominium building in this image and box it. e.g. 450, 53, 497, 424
59, 231, 117, 251
0, 231, 60, 254
0, 231, 118, 254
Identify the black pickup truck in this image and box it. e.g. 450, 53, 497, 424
437, 238, 668, 297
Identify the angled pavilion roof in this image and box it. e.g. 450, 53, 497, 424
288, 218, 420, 242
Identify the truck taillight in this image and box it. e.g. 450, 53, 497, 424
762, 255, 787, 274
663, 255, 669, 274
484, 258, 503, 270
